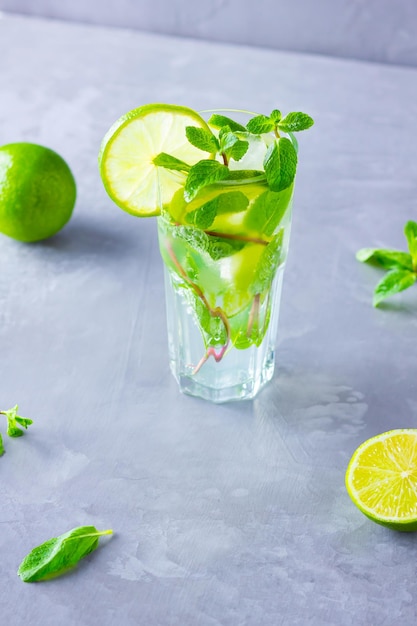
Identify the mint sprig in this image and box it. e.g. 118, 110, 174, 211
247, 110, 313, 136
0, 405, 33, 455
154, 106, 313, 203
357, 220, 417, 306
246, 114, 275, 135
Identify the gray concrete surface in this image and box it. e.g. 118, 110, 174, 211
1, 12, 417, 626
1, 0, 417, 66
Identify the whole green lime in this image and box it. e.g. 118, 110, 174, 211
0, 142, 76, 242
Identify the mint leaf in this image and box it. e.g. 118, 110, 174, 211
270, 109, 282, 123
404, 220, 417, 267
15, 416, 33, 429
207, 114, 246, 132
153, 152, 190, 172
218, 127, 249, 162
184, 160, 229, 201
0, 404, 33, 438
187, 290, 228, 347
249, 230, 284, 294
246, 114, 275, 134
228, 139, 249, 162
18, 526, 113, 582
186, 200, 218, 229
186, 191, 249, 229
214, 190, 249, 215
206, 236, 245, 261
175, 226, 244, 260
263, 141, 280, 190
373, 269, 416, 307
356, 248, 413, 271
173, 225, 210, 255
0, 434, 4, 456
244, 187, 293, 236
264, 138, 297, 192
277, 137, 298, 190
278, 112, 314, 132
234, 293, 274, 350
185, 126, 219, 153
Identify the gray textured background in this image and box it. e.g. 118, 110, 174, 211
2, 0, 417, 66
1, 11, 417, 626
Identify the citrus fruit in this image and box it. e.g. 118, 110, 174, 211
98, 103, 213, 217
345, 429, 417, 531
0, 142, 76, 242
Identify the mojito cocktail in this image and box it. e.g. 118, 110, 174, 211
99, 104, 313, 402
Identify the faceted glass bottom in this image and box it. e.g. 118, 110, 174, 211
163, 266, 284, 403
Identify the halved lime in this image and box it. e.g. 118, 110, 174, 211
345, 429, 417, 531
98, 103, 213, 217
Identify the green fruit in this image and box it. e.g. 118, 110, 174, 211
98, 103, 213, 217
0, 142, 76, 242
346, 429, 417, 531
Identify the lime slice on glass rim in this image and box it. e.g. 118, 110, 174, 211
98, 103, 213, 217
345, 429, 417, 531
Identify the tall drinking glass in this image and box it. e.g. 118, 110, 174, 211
157, 110, 295, 403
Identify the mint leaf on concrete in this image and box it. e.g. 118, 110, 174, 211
373, 269, 417, 307
356, 248, 413, 271
18, 526, 113, 583
404, 220, 417, 268
0, 405, 33, 438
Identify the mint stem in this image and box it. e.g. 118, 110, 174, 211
204, 230, 269, 247
222, 152, 228, 166
65, 529, 113, 542
166, 241, 230, 372
174, 221, 269, 246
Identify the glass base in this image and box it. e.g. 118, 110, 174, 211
163, 266, 283, 403
172, 348, 275, 403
